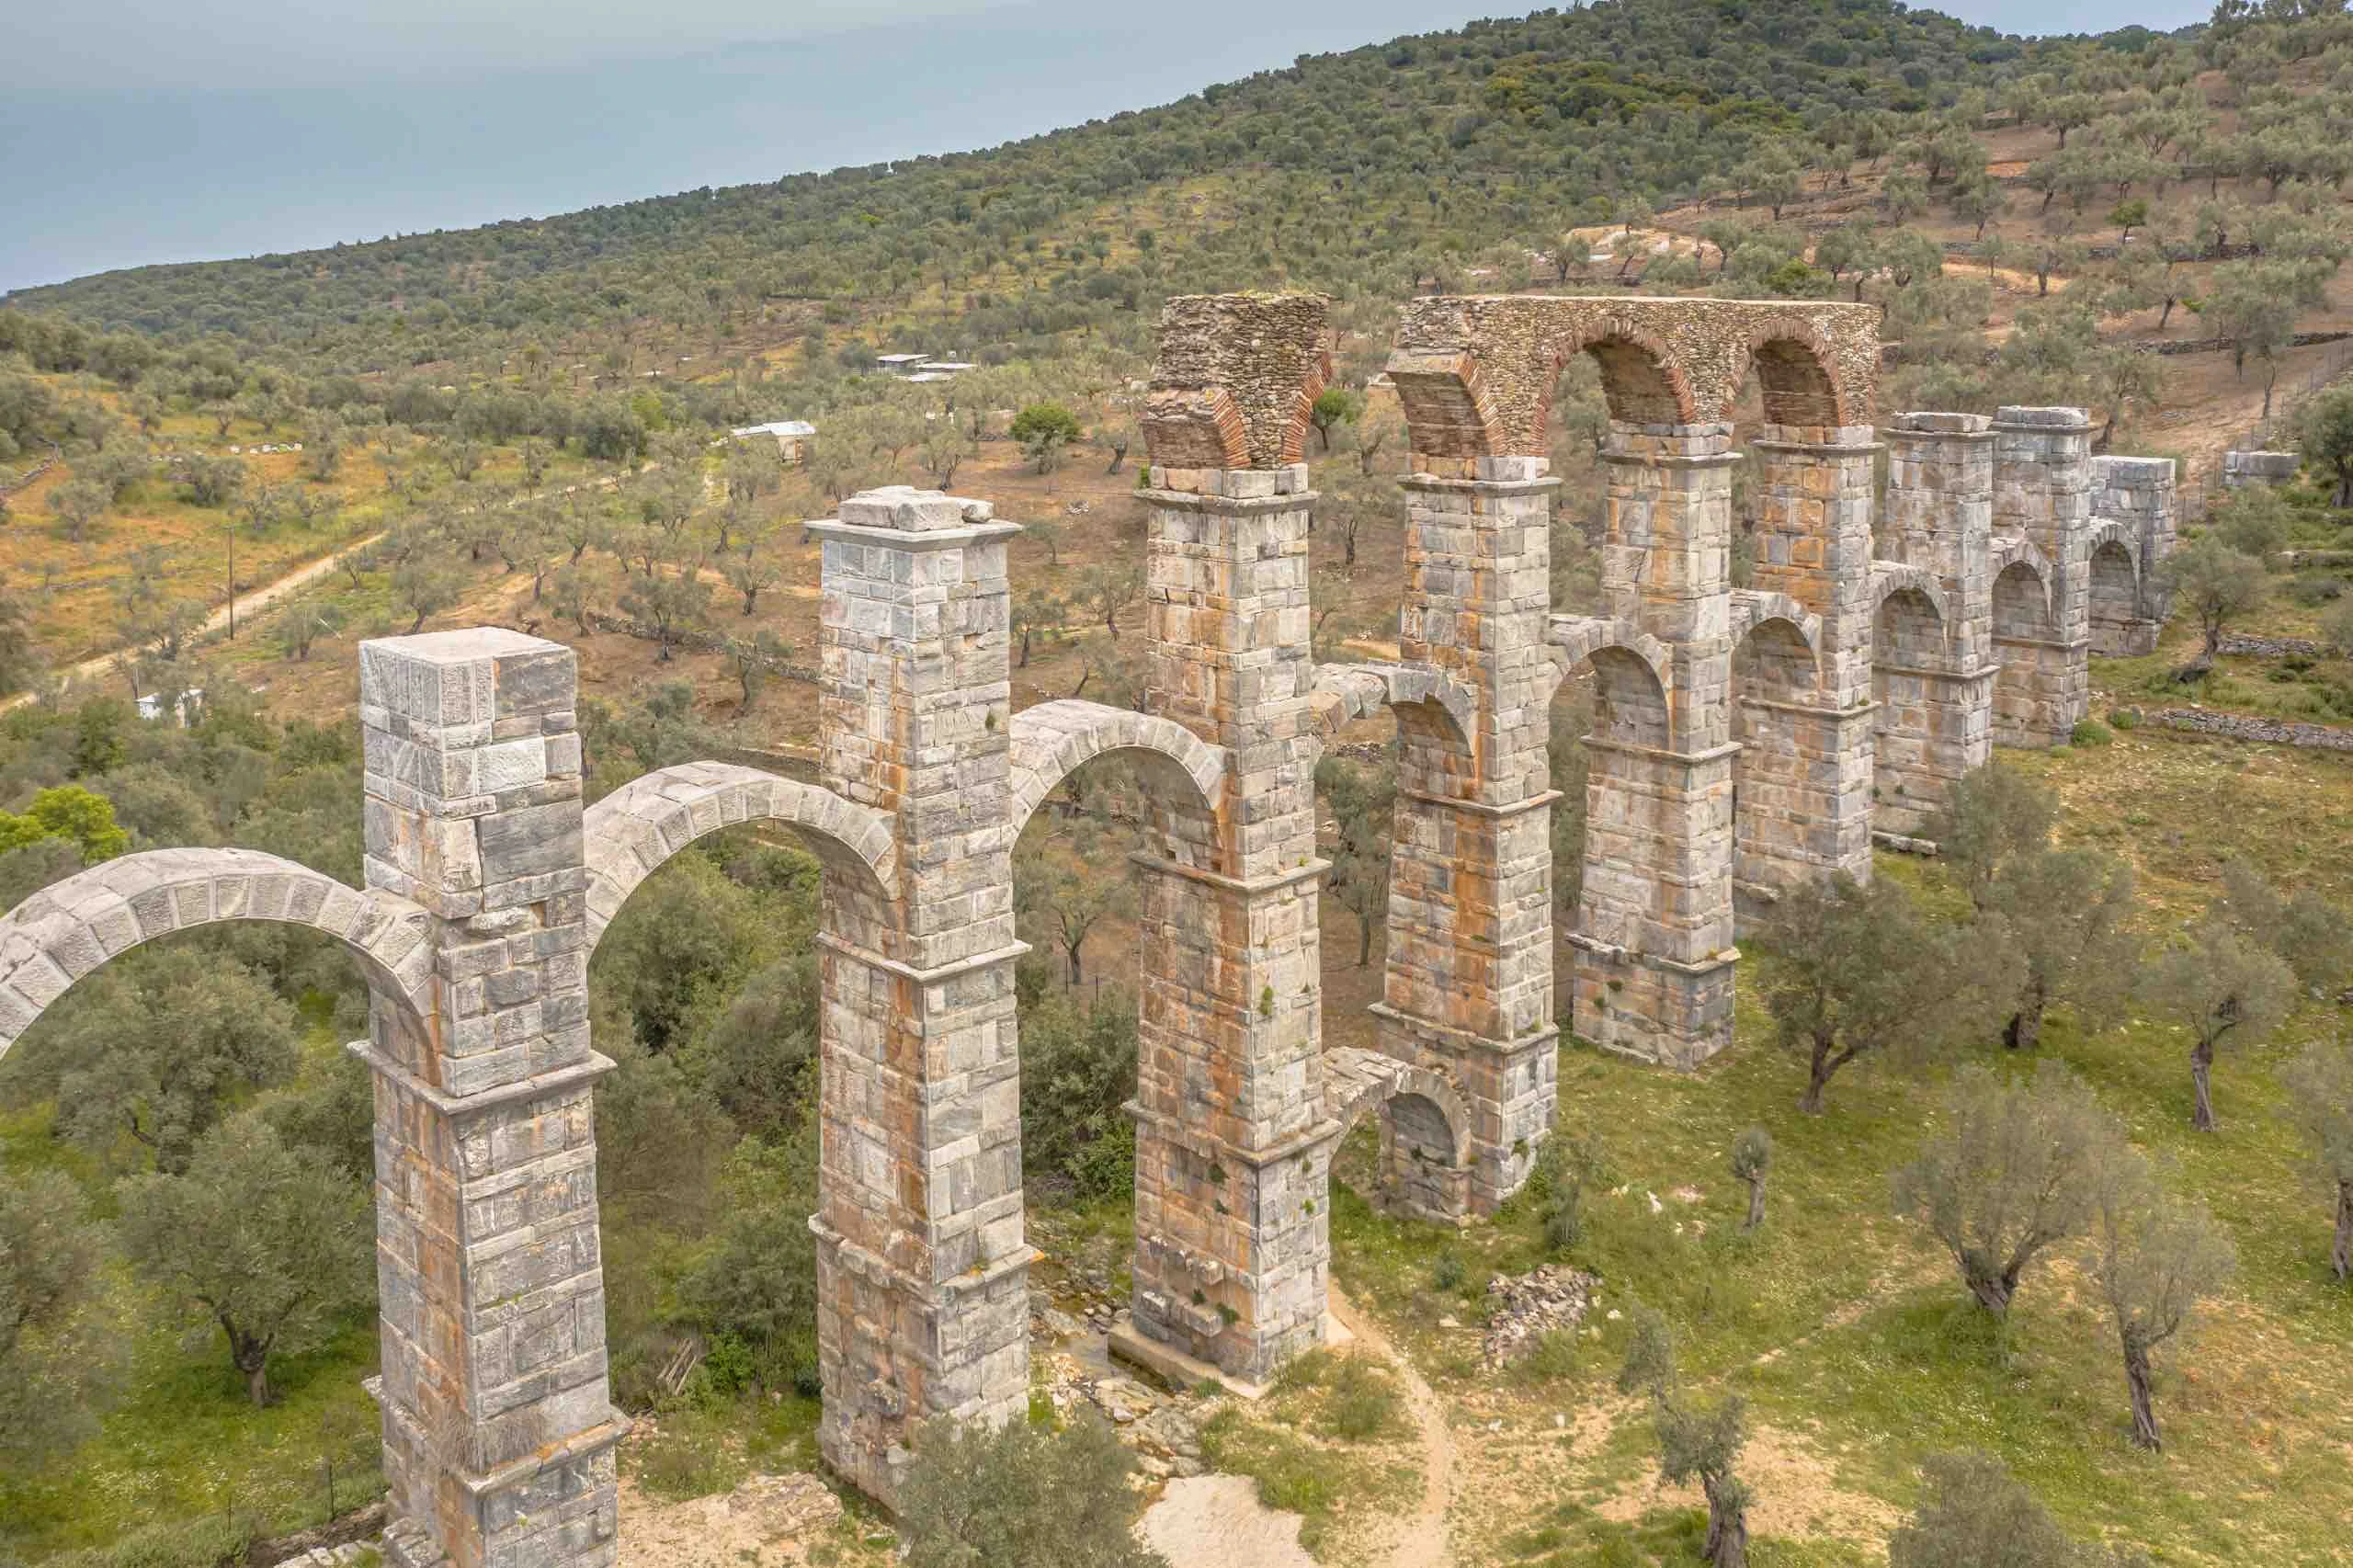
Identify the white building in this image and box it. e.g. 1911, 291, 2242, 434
729, 419, 817, 463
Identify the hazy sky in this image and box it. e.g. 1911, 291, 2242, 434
3, 0, 2216, 293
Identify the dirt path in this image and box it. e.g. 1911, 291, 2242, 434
1331, 1289, 1456, 1568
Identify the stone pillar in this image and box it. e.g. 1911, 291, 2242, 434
808, 487, 1031, 1503
1737, 425, 1879, 895
1575, 425, 1737, 1069
2091, 455, 2178, 655
1124, 461, 1336, 1386
1877, 413, 1997, 835
1379, 453, 1560, 1213
1993, 407, 2093, 747
356, 629, 623, 1568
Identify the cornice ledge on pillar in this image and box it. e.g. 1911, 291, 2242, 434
803, 517, 1024, 551
1138, 485, 1318, 515
1368, 1001, 1560, 1058
369, 1380, 631, 1501
1126, 852, 1329, 895
1733, 694, 1881, 722
1579, 736, 1744, 767
814, 931, 1031, 984
345, 1040, 616, 1118
1395, 785, 1563, 819
808, 1213, 1040, 1303
1122, 1099, 1342, 1171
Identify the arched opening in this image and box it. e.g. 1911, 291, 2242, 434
1749, 335, 1847, 429
998, 703, 1227, 1361
1730, 613, 1825, 911
578, 768, 900, 1421
1870, 586, 1952, 836
2088, 540, 2142, 658
1992, 561, 2057, 748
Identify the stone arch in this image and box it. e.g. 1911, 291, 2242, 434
1993, 558, 2055, 639
1307, 661, 1478, 753
1006, 700, 1227, 848
1324, 1046, 1473, 1224
2088, 528, 2142, 655
0, 847, 434, 1059
582, 762, 899, 952
1872, 584, 1949, 670
1542, 616, 1675, 722
1732, 611, 1824, 706
1728, 591, 1824, 662
1572, 326, 1699, 429
1869, 562, 1951, 629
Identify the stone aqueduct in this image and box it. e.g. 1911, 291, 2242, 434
0, 294, 2178, 1568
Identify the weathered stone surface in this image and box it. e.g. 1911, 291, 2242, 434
1142, 293, 1333, 471
1388, 295, 1879, 460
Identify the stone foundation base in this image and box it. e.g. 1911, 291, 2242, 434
1569, 942, 1736, 1068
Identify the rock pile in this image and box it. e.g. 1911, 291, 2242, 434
1482, 1264, 1601, 1368
1037, 1349, 1211, 1480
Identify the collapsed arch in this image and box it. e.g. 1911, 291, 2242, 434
1307, 662, 1479, 753
1006, 700, 1226, 846
582, 763, 899, 951
0, 847, 434, 1058
1324, 1046, 1474, 1223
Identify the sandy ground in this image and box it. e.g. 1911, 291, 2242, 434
1139, 1475, 1319, 1568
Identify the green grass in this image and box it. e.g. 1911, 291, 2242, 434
1329, 729, 2353, 1564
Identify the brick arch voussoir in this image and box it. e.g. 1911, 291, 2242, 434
0, 847, 434, 1061
582, 762, 899, 951
1006, 700, 1227, 842
1736, 322, 1860, 430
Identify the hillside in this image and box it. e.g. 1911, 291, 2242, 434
6, 0, 2026, 373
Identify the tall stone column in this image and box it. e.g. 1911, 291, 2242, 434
1124, 461, 1336, 1385
1575, 424, 1737, 1068
1877, 413, 1997, 835
1379, 453, 1560, 1214
356, 629, 624, 1568
2090, 455, 2178, 655
808, 487, 1031, 1503
1993, 406, 2094, 746
1736, 426, 1878, 894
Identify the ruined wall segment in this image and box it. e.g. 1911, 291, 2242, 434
1992, 407, 2095, 746
1119, 294, 1341, 1383
2089, 456, 2177, 656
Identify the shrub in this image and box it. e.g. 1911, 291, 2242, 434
2284, 570, 2347, 607
1431, 1250, 1467, 1293
902, 1412, 1161, 1568
2108, 707, 2139, 731
1323, 1358, 1404, 1441
1514, 1328, 1582, 1385
2069, 718, 2113, 746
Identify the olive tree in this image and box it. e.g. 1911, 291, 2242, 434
901, 1411, 1165, 1568
1893, 1060, 2124, 1315
2214, 859, 2353, 999
2281, 1039, 2353, 1282
118, 1111, 372, 1405
1889, 1451, 2137, 1568
2083, 1145, 2236, 1450
1759, 874, 2016, 1114
1731, 1126, 1772, 1233
2136, 916, 2295, 1131
2164, 535, 2269, 665
1618, 1301, 1751, 1568
0, 1168, 108, 1460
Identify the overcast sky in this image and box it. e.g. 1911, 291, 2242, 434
3, 0, 2215, 292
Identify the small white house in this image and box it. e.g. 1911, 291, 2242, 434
875, 353, 930, 373
730, 419, 817, 464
